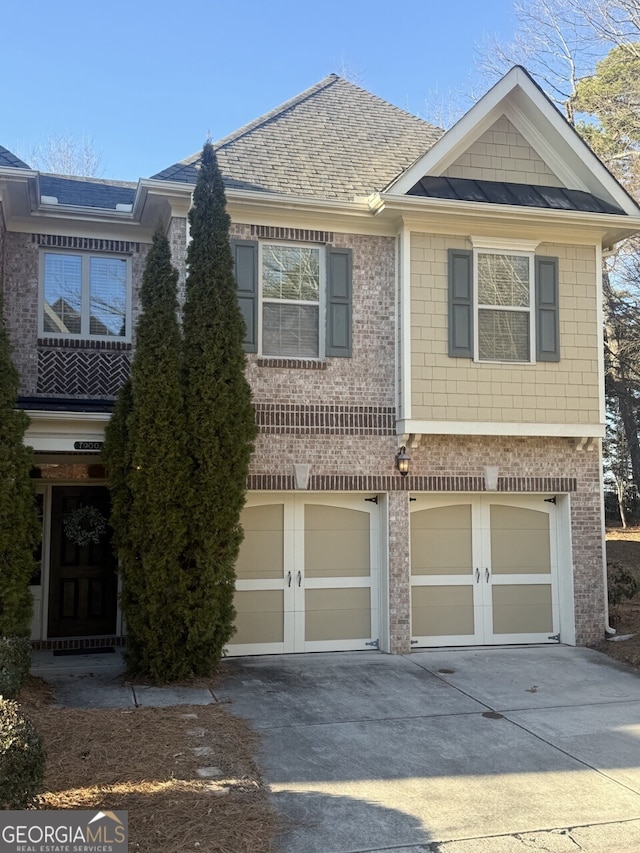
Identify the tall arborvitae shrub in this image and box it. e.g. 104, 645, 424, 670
0, 295, 39, 637
182, 143, 257, 675
104, 227, 192, 682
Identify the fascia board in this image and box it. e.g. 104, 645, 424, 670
396, 419, 605, 438
25, 410, 111, 423
0, 170, 39, 219
376, 194, 640, 245
226, 187, 372, 216
32, 204, 135, 221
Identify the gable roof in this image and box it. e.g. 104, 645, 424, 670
152, 75, 443, 200
0, 145, 30, 170
388, 66, 640, 218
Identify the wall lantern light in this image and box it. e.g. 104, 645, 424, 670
395, 446, 410, 476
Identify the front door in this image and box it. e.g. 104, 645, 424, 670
227, 494, 379, 655
410, 494, 559, 647
47, 486, 118, 638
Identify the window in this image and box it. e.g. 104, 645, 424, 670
41, 252, 130, 339
448, 248, 559, 364
262, 244, 322, 358
232, 239, 352, 359
476, 251, 532, 362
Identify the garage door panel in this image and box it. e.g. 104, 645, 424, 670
236, 504, 284, 580
411, 505, 472, 575
491, 506, 551, 575
305, 530, 370, 578
305, 505, 370, 579
233, 590, 284, 644
492, 584, 553, 634
305, 588, 371, 642
412, 585, 475, 637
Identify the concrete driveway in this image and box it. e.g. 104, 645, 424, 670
217, 646, 640, 853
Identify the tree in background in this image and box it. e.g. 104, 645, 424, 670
475, 0, 640, 501
103, 228, 193, 681
181, 143, 257, 675
21, 133, 103, 177
0, 295, 39, 636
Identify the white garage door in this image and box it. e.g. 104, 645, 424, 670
227, 494, 380, 655
410, 495, 559, 647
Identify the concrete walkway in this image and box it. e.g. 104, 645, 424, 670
32, 645, 640, 852
31, 649, 217, 707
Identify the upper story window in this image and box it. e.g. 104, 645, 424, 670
262, 244, 322, 358
476, 251, 533, 362
448, 246, 559, 364
232, 238, 352, 360
41, 251, 130, 340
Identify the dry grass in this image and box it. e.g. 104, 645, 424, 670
19, 677, 281, 853
591, 527, 640, 669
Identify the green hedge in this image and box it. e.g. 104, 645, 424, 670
0, 698, 45, 808
0, 636, 31, 699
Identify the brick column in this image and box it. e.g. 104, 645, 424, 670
388, 490, 411, 653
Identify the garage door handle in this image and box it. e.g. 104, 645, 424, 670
475, 568, 480, 583
485, 568, 490, 583
297, 570, 302, 587
287, 571, 292, 587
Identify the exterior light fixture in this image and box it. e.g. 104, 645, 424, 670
395, 446, 410, 476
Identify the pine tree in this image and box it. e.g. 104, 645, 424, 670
0, 295, 39, 637
182, 143, 257, 675
104, 227, 192, 681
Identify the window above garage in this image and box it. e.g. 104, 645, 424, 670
449, 243, 559, 364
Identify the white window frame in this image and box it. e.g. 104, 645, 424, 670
258, 241, 326, 360
473, 247, 535, 365
39, 249, 132, 342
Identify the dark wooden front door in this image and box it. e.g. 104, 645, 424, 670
48, 486, 118, 638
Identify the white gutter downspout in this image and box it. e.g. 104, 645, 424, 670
599, 438, 616, 636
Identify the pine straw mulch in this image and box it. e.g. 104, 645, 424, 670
18, 676, 281, 853
590, 527, 640, 669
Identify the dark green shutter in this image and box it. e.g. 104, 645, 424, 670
326, 247, 352, 357
448, 248, 473, 358
535, 256, 560, 362
231, 239, 258, 353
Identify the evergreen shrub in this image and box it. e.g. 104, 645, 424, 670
0, 698, 44, 808
0, 637, 31, 699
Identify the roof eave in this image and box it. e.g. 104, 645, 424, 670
225, 187, 374, 216
372, 192, 640, 246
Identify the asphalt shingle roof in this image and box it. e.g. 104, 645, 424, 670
408, 175, 625, 215
0, 145, 30, 169
39, 175, 136, 210
152, 75, 444, 200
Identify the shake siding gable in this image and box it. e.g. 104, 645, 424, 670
442, 115, 564, 186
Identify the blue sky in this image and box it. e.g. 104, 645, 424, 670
4, 0, 518, 182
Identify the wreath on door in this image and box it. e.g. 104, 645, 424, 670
63, 505, 107, 546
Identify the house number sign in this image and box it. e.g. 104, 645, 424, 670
73, 441, 104, 451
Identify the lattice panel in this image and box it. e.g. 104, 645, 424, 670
38, 349, 131, 397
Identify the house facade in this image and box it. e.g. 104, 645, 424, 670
2, 67, 639, 654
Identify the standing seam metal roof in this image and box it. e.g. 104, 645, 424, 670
151, 75, 444, 199
408, 175, 626, 215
